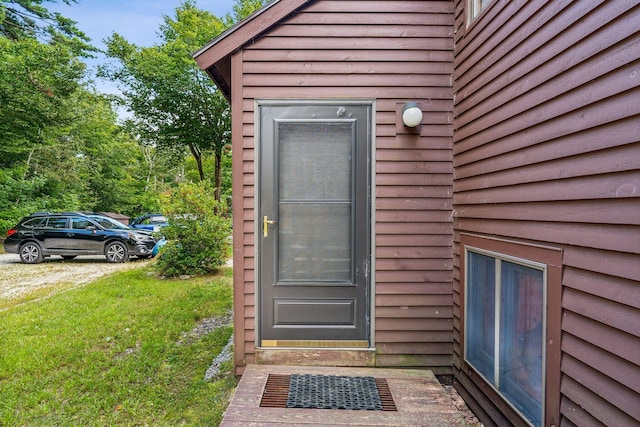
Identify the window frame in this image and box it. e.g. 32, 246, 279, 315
465, 247, 547, 426
460, 234, 562, 427
468, 0, 494, 21
46, 217, 69, 229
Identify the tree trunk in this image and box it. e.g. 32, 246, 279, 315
196, 154, 205, 181
188, 144, 205, 181
214, 150, 222, 203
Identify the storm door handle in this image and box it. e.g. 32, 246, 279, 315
263, 216, 276, 237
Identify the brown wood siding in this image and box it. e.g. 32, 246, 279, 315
453, 0, 640, 426
233, 0, 454, 374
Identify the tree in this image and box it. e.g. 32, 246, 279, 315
101, 1, 229, 201
0, 36, 85, 168
223, 0, 273, 26
0, 0, 93, 231
0, 0, 94, 55
101, 0, 271, 202
62, 89, 158, 215
0, 0, 170, 233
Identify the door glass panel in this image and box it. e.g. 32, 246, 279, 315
277, 122, 353, 283
71, 217, 92, 229
279, 122, 352, 201
46, 217, 68, 229
279, 203, 351, 282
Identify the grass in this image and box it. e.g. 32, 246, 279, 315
0, 266, 236, 426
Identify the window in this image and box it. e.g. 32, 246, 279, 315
46, 217, 68, 229
469, 0, 493, 20
22, 217, 45, 228
465, 247, 546, 427
71, 217, 92, 230
90, 216, 129, 230
142, 215, 166, 225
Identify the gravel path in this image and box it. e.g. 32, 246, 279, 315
0, 253, 149, 300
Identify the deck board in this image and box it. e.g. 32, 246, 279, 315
221, 365, 475, 426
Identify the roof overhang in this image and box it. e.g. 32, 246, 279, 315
193, 0, 312, 100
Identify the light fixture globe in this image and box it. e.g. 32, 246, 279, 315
402, 102, 423, 128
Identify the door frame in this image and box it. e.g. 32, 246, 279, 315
254, 99, 377, 349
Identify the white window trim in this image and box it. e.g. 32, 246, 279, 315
468, 0, 494, 23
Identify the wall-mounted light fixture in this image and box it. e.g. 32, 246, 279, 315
402, 102, 423, 128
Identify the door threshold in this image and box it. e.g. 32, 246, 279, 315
260, 340, 369, 348
256, 347, 376, 367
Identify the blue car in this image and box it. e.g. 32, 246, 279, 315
129, 213, 168, 232
152, 238, 167, 257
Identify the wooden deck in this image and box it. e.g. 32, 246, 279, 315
221, 365, 476, 426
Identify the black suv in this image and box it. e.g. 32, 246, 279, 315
3, 212, 158, 264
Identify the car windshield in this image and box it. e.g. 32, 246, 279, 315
90, 216, 130, 230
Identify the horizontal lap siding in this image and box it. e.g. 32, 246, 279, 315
239, 0, 454, 372
453, 0, 640, 426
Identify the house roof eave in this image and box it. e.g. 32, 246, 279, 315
193, 0, 282, 64
193, 0, 312, 97
207, 58, 232, 101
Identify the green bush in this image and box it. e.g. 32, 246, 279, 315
155, 181, 231, 277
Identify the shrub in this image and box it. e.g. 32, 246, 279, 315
155, 181, 231, 277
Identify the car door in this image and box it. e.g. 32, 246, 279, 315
66, 216, 107, 254
39, 216, 70, 253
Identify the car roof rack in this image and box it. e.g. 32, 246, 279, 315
54, 211, 86, 216
30, 211, 87, 216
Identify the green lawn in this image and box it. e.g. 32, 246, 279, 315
0, 267, 236, 426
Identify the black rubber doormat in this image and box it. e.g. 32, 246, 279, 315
260, 374, 397, 411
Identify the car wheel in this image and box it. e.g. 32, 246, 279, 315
20, 242, 43, 264
105, 241, 128, 263
61, 255, 77, 260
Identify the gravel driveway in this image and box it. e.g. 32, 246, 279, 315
0, 253, 149, 300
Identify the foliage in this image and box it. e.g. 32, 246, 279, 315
155, 181, 231, 277
221, 148, 233, 208
0, 0, 177, 232
0, 0, 265, 233
0, 0, 95, 55
223, 0, 274, 26
0, 267, 235, 425
0, 36, 85, 168
101, 0, 272, 203
0, 31, 86, 230
0, 79, 163, 231
0, 1, 161, 231
101, 1, 230, 199
65, 90, 169, 215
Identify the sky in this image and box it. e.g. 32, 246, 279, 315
49, 0, 237, 96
